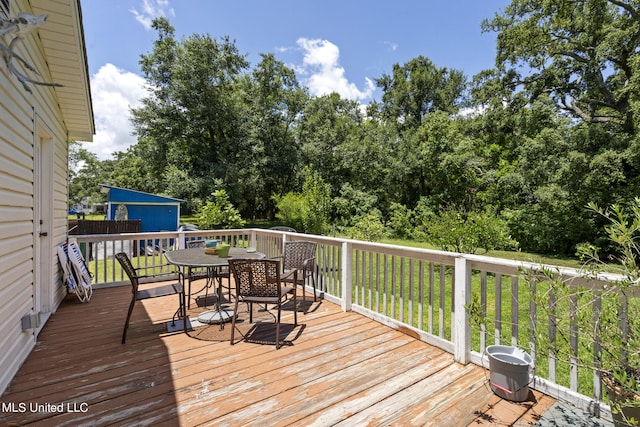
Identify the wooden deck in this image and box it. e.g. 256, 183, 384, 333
0, 282, 584, 426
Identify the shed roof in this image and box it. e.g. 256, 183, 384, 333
100, 185, 184, 204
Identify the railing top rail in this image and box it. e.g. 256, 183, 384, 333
253, 228, 461, 261
73, 227, 630, 288
465, 253, 632, 291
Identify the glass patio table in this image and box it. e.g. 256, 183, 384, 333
164, 247, 265, 327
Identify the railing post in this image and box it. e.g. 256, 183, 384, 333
249, 229, 257, 249
177, 231, 186, 250
341, 240, 352, 312
454, 255, 471, 364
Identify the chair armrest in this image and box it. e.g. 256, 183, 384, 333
281, 268, 299, 281
302, 257, 315, 270
134, 264, 177, 279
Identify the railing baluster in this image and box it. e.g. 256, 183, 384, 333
418, 260, 424, 331
341, 240, 352, 311
511, 275, 519, 347
495, 274, 502, 345
383, 254, 388, 316
375, 253, 380, 313
548, 287, 557, 383
480, 271, 487, 354
400, 257, 405, 324
408, 258, 414, 327
368, 251, 373, 310
428, 261, 434, 335
391, 256, 397, 319
593, 290, 602, 410
570, 292, 579, 391
529, 277, 536, 363
439, 264, 445, 338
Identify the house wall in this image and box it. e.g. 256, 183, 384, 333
0, 0, 73, 395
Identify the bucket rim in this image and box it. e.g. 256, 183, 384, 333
485, 345, 534, 367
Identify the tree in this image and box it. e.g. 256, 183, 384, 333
375, 56, 466, 132
274, 167, 331, 235
130, 17, 251, 208
296, 93, 363, 193
483, 0, 640, 134
240, 54, 308, 218
68, 142, 112, 208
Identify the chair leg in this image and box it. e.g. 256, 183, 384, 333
181, 290, 187, 333
187, 271, 192, 310
230, 298, 240, 345
300, 280, 307, 314
293, 291, 298, 326
312, 273, 317, 302
276, 304, 281, 349
122, 297, 136, 344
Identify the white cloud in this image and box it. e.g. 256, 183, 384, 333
296, 38, 375, 101
82, 64, 147, 160
129, 0, 175, 30
384, 41, 398, 51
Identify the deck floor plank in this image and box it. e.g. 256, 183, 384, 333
0, 284, 565, 426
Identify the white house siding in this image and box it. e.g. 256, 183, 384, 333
0, 0, 93, 395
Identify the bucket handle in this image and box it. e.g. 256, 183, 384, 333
491, 382, 513, 395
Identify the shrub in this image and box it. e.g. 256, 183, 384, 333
274, 166, 331, 235
348, 211, 386, 242
422, 208, 517, 254
333, 183, 378, 227
388, 202, 414, 239
196, 190, 245, 229
273, 192, 305, 232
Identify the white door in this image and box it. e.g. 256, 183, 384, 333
34, 119, 53, 329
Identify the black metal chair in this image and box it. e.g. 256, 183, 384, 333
277, 241, 318, 313
228, 259, 297, 349
116, 252, 185, 344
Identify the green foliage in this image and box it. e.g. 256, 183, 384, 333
69, 7, 640, 262
375, 55, 466, 132
68, 142, 111, 207
274, 167, 331, 235
347, 211, 387, 242
483, 0, 640, 134
333, 183, 378, 227
272, 192, 305, 232
420, 208, 517, 254
388, 202, 414, 239
196, 190, 245, 230
301, 167, 331, 234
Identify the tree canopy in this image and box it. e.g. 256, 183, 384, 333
72, 5, 640, 256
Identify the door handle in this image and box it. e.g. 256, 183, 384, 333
39, 232, 48, 237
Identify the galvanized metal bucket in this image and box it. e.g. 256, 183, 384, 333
486, 345, 534, 402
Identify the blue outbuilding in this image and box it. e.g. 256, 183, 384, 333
100, 185, 184, 232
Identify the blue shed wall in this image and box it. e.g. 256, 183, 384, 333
108, 204, 179, 232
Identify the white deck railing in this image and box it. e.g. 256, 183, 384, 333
72, 228, 627, 421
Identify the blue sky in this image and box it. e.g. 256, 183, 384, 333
80, 0, 511, 159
